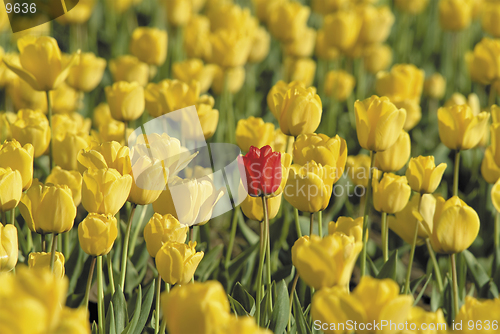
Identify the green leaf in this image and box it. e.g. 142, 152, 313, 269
66, 245, 86, 297
410, 274, 429, 295
129, 280, 155, 334
231, 282, 255, 315
293, 291, 311, 334
237, 212, 259, 244
92, 321, 99, 334
260, 291, 270, 327
112, 286, 128, 334
73, 253, 92, 295
122, 285, 142, 334
457, 252, 467, 302
462, 250, 489, 289
270, 280, 290, 334
366, 255, 379, 277
228, 295, 249, 316
196, 244, 224, 281
413, 274, 432, 306
106, 302, 117, 334
228, 241, 259, 283
377, 250, 398, 281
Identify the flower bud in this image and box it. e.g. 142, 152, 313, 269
328, 216, 363, 242
235, 117, 275, 153
373, 173, 411, 214
28, 252, 65, 278
184, 15, 212, 60
109, 55, 150, 87
323, 9, 362, 52
0, 224, 18, 271
406, 156, 447, 194
268, 2, 310, 42
195, 96, 219, 139
144, 213, 188, 257
67, 52, 106, 92
439, 0, 472, 31
357, 5, 395, 45
78, 213, 118, 256
363, 43, 393, 74
166, 0, 192, 26
249, 26, 271, 63
283, 57, 316, 87
375, 130, 411, 172
156, 241, 204, 285
375, 64, 425, 104
11, 109, 51, 158
0, 139, 34, 190
0, 167, 23, 212
77, 141, 132, 176
283, 27, 316, 58
211, 65, 245, 95
481, 146, 500, 184
466, 38, 500, 86
130, 27, 168, 66
45, 166, 82, 206
324, 70, 356, 101
424, 73, 446, 100
105, 81, 145, 122
145, 79, 200, 118
172, 59, 216, 93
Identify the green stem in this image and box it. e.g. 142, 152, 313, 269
263, 197, 273, 313
160, 318, 167, 334
256, 209, 268, 326
107, 252, 115, 296
63, 231, 70, 258
50, 233, 58, 272
489, 85, 497, 107
360, 151, 375, 276
381, 212, 388, 262
41, 233, 46, 252
129, 205, 148, 257
225, 207, 239, 269
83, 257, 96, 308
46, 91, 54, 170
495, 211, 500, 251
287, 272, 300, 334
294, 208, 302, 238
1, 211, 5, 225
426, 238, 444, 293
10, 209, 15, 225
155, 276, 162, 334
453, 150, 460, 197
318, 211, 323, 238
451, 253, 460, 317
310, 212, 314, 236
120, 203, 137, 292
97, 256, 105, 334
404, 219, 419, 294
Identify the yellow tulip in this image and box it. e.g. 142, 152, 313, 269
0, 167, 22, 212
195, 96, 219, 139
267, 80, 306, 116
354, 95, 407, 152
56, 0, 96, 25
437, 104, 489, 150
161, 281, 231, 334
444, 92, 481, 116
77, 141, 131, 176
0, 139, 34, 190
363, 43, 393, 74
373, 173, 412, 214
328, 216, 363, 242
430, 196, 480, 254
312, 276, 413, 334
66, 52, 106, 92
375, 64, 425, 104
272, 84, 322, 136
375, 130, 411, 172
424, 73, 446, 100
19, 179, 77, 234
46, 166, 83, 206
439, 0, 472, 31
211, 65, 245, 95
184, 15, 212, 60
145, 79, 200, 118
50, 82, 80, 114
284, 161, 336, 213
2, 36, 80, 91
92, 103, 113, 129
389, 194, 432, 246
293, 134, 348, 177
144, 213, 188, 257
456, 296, 500, 333
271, 128, 294, 153
78, 213, 118, 256
105, 81, 145, 122
172, 59, 216, 93
105, 0, 133, 13
249, 26, 271, 63
0, 224, 18, 271
0, 112, 12, 143
406, 156, 447, 194
235, 116, 275, 153
293, 233, 362, 290
53, 307, 91, 334
324, 70, 356, 101
128, 155, 165, 205
52, 113, 91, 137
482, 147, 500, 184
315, 29, 340, 61
268, 2, 310, 42
28, 252, 65, 278
109, 55, 150, 87
466, 38, 500, 86
221, 315, 273, 334
345, 154, 381, 187
311, 0, 349, 14
209, 30, 252, 68
156, 241, 204, 285
482, 2, 500, 38
395, 0, 429, 14
357, 5, 395, 45
283, 57, 317, 87
283, 27, 316, 58
10, 109, 51, 158
323, 9, 362, 52
166, 0, 192, 26
53, 129, 90, 171
240, 193, 282, 221
253, 0, 287, 23
129, 27, 168, 66
405, 307, 447, 334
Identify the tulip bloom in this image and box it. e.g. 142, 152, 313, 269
324, 70, 356, 101
354, 95, 406, 152
406, 156, 447, 194
77, 141, 132, 176
155, 241, 204, 285
19, 179, 77, 234
293, 134, 347, 176
143, 213, 188, 257
482, 147, 500, 184
268, 2, 310, 43
345, 154, 382, 187
456, 296, 500, 331
109, 55, 150, 87
375, 64, 425, 104
172, 59, 216, 93
28, 252, 65, 278
0, 224, 18, 271
375, 130, 411, 173
46, 167, 83, 207
373, 173, 412, 214
424, 73, 446, 100
0, 167, 23, 212
467, 38, 500, 86
53, 130, 90, 171
328, 216, 364, 243
129, 27, 168, 66
323, 9, 362, 52
144, 79, 200, 118
439, 0, 472, 31
240, 145, 282, 197
66, 52, 107, 92
363, 43, 393, 74
195, 96, 219, 140
105, 81, 145, 122
10, 109, 51, 158
240, 193, 282, 222
78, 213, 118, 256
0, 139, 34, 190
235, 117, 275, 153
283, 57, 317, 88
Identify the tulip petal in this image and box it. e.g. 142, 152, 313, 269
2, 58, 42, 91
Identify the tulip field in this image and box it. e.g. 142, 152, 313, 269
3, 0, 500, 333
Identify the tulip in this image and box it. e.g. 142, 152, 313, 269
10, 109, 51, 158
456, 296, 500, 333
323, 9, 362, 52
268, 2, 310, 42
172, 59, 216, 93
53, 307, 91, 334
357, 5, 395, 45
81, 168, 133, 216
328, 216, 363, 242
0, 167, 23, 213
106, 0, 133, 13
491, 178, 500, 213
345, 154, 382, 187
315, 29, 340, 61
354, 95, 407, 152
153, 176, 225, 226
241, 193, 282, 221
0, 224, 18, 271
312, 276, 413, 333
283, 27, 316, 58
143, 213, 188, 257
293, 134, 348, 176
375, 64, 425, 104
481, 147, 500, 184
284, 161, 336, 213
324, 70, 356, 101
283, 57, 316, 87
235, 117, 275, 153
239, 145, 282, 197
363, 43, 393, 74
128, 155, 165, 205
207, 3, 257, 34
253, 0, 286, 23
77, 141, 132, 176
406, 156, 447, 194
105, 81, 145, 122
0, 139, 34, 190
66, 52, 106, 92
2, 36, 80, 91
466, 38, 500, 86
211, 65, 245, 95
292, 233, 362, 290
28, 252, 65, 278
195, 96, 219, 139
373, 173, 411, 214
161, 281, 231, 334
437, 104, 489, 150
444, 92, 481, 117
166, 0, 192, 26
0, 112, 12, 143
78, 213, 118, 256
267, 80, 306, 116
375, 130, 411, 172
145, 79, 200, 118
53, 113, 91, 136
249, 26, 271, 63
109, 55, 150, 87
424, 73, 446, 100
395, 0, 429, 14
46, 166, 83, 206
129, 27, 168, 66
184, 15, 212, 60
388, 194, 432, 246
92, 103, 113, 129
406, 307, 447, 334
155, 241, 204, 285
50, 83, 80, 114
482, 2, 500, 38
53, 129, 90, 171
209, 30, 252, 68
222, 316, 272, 334
439, 0, 472, 31
19, 179, 77, 234
271, 129, 294, 153
272, 85, 322, 136
430, 196, 480, 254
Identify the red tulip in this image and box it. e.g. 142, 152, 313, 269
239, 145, 282, 197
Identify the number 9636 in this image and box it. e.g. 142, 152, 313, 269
5, 2, 37, 14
